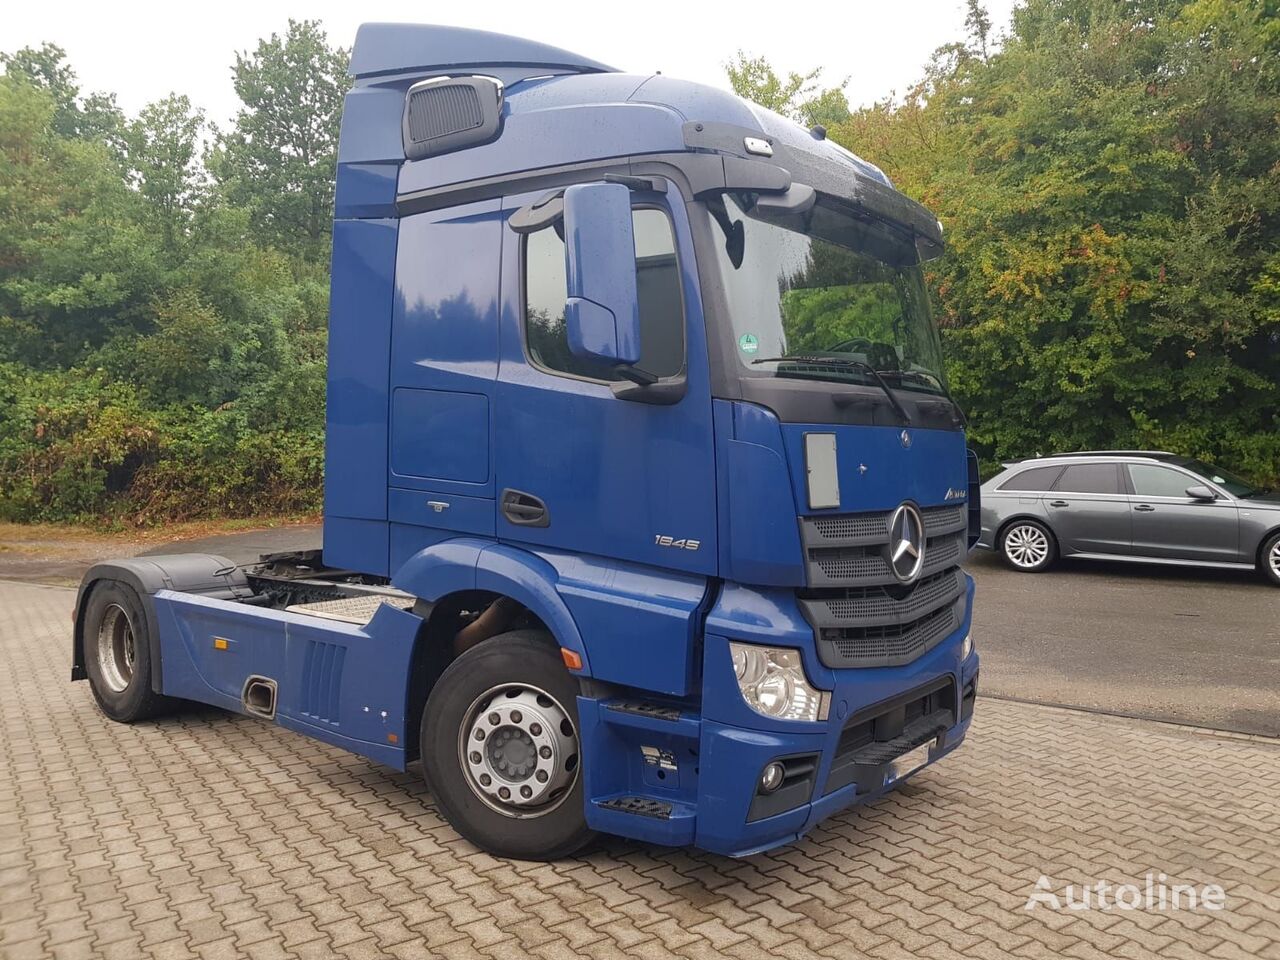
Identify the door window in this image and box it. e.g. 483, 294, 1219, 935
1052, 463, 1122, 495
998, 465, 1065, 491
1129, 464, 1197, 498
523, 207, 684, 381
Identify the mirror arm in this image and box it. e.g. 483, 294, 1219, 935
613, 364, 658, 386
603, 174, 667, 194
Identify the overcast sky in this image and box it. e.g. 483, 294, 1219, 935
3, 0, 1020, 126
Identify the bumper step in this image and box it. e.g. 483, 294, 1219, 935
596, 796, 672, 819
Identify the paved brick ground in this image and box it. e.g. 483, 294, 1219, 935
2, 579, 1278, 960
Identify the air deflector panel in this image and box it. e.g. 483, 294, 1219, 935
402, 77, 503, 161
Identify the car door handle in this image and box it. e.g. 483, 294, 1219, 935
501, 489, 549, 527
1134, 503, 1156, 512
1048, 500, 1068, 507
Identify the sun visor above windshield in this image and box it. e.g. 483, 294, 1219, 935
683, 120, 944, 257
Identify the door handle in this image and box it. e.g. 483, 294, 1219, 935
1134, 503, 1156, 512
1048, 500, 1068, 507
501, 489, 549, 528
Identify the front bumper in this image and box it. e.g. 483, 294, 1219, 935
580, 576, 978, 856
696, 625, 977, 856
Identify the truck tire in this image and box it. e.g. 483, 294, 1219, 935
82, 579, 171, 722
420, 629, 595, 860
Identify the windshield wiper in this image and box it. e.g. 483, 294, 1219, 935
752, 355, 912, 424
875, 368, 968, 426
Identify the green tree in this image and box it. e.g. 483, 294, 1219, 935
0, 42, 124, 148
125, 95, 205, 250
725, 52, 851, 128
208, 20, 350, 257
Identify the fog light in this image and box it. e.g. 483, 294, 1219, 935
760, 762, 786, 794
961, 632, 974, 661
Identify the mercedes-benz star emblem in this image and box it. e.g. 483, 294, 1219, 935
887, 502, 926, 583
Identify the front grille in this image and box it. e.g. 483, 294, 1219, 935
800, 568, 964, 627
819, 599, 961, 668
799, 504, 968, 668
808, 529, 963, 588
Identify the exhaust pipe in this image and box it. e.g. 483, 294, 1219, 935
241, 676, 278, 720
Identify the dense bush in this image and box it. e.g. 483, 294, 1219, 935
0, 22, 339, 524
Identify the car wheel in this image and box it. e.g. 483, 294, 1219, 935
420, 629, 595, 860
998, 520, 1057, 572
1262, 531, 1280, 587
82, 580, 171, 722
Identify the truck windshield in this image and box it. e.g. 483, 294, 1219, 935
709, 193, 947, 394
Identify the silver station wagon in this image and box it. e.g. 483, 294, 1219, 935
977, 451, 1280, 586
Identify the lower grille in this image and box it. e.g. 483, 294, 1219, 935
825, 677, 955, 795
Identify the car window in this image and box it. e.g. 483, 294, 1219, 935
1052, 464, 1122, 495
1129, 464, 1197, 498
523, 206, 684, 381
998, 465, 1065, 491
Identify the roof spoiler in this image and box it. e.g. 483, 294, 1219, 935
350, 23, 619, 81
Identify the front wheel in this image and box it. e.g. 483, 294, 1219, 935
998, 520, 1057, 573
1261, 531, 1280, 587
420, 630, 595, 860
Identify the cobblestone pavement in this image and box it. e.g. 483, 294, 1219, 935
2, 579, 1278, 960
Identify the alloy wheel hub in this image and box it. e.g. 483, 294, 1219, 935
460, 685, 578, 818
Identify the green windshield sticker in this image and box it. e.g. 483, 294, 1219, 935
738, 333, 759, 355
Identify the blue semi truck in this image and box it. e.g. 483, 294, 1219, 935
72, 24, 981, 860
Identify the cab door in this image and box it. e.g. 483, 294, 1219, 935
1044, 462, 1131, 555
493, 182, 717, 574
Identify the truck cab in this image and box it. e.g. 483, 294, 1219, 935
72, 24, 980, 859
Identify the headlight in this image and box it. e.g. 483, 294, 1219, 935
728, 643, 827, 722
961, 632, 974, 661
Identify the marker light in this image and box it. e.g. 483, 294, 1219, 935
960, 632, 974, 661
729, 643, 827, 723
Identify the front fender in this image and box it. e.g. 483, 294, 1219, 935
392, 539, 591, 676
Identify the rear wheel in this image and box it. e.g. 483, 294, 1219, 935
998, 520, 1057, 572
1261, 531, 1280, 587
82, 580, 170, 722
420, 630, 594, 860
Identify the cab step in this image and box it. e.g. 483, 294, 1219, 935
597, 795, 672, 819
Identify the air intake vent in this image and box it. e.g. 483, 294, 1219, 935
301, 640, 346, 724
402, 76, 503, 161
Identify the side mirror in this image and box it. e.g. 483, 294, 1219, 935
1185, 485, 1217, 501
562, 183, 641, 367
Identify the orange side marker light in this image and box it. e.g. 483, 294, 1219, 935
387, 733, 399, 744
560, 648, 583, 671
213, 637, 229, 650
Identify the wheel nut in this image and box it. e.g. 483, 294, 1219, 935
535, 770, 548, 783
511, 710, 522, 723
520, 786, 532, 799
488, 712, 500, 725
470, 752, 481, 764
474, 729, 485, 741
479, 774, 491, 786
498, 787, 510, 800
529, 722, 542, 736
539, 746, 552, 759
